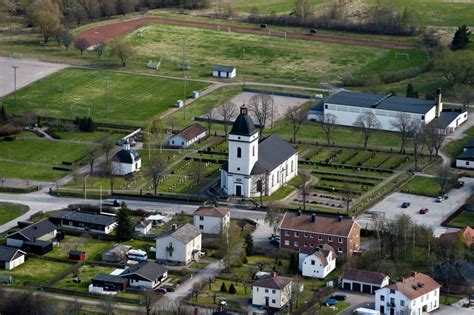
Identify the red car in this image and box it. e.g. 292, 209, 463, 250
419, 208, 429, 214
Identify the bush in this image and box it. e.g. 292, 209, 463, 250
220, 282, 227, 293
228, 283, 236, 294
44, 129, 61, 139
74, 116, 96, 132
2, 136, 16, 141
0, 125, 21, 137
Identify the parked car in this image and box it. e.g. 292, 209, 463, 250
270, 239, 280, 246
454, 181, 465, 189
419, 208, 429, 214
401, 202, 411, 208
330, 294, 346, 301
322, 298, 337, 306
435, 196, 444, 203
155, 288, 167, 294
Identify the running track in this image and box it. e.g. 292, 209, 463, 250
79, 17, 418, 51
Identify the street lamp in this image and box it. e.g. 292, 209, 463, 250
104, 77, 111, 115
83, 174, 90, 200
12, 65, 19, 107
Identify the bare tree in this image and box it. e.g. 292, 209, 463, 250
144, 288, 158, 315
219, 101, 237, 136
317, 113, 338, 146
59, 29, 73, 50
101, 294, 115, 315
256, 174, 267, 207
454, 84, 474, 109
410, 120, 424, 172
285, 105, 306, 143
342, 179, 353, 215
147, 156, 166, 195
191, 282, 202, 301
85, 145, 100, 174
437, 165, 456, 195
189, 161, 205, 191
203, 105, 215, 135
265, 201, 284, 236
353, 112, 381, 149
219, 223, 244, 270
74, 37, 90, 55
248, 93, 273, 137
295, 170, 311, 211
390, 112, 413, 153
95, 41, 106, 59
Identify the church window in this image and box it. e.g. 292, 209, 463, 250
291, 160, 294, 172
237, 147, 242, 158
252, 146, 255, 157
272, 175, 274, 186
285, 164, 288, 176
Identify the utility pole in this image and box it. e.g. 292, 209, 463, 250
182, 38, 187, 120
12, 65, 19, 106
242, 48, 246, 87
104, 77, 111, 115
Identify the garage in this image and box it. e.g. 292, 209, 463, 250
362, 284, 371, 293
343, 282, 351, 290
352, 283, 361, 292
340, 268, 390, 295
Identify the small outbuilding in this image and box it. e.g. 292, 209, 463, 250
212, 65, 236, 79
341, 268, 390, 294
102, 244, 131, 263
456, 140, 474, 169
90, 273, 129, 293
135, 220, 152, 236
0, 245, 26, 270
111, 141, 142, 176
69, 249, 86, 261
167, 123, 207, 148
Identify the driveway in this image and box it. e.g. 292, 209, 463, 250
337, 291, 374, 315
357, 177, 474, 235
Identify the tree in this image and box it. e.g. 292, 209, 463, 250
203, 105, 215, 135
410, 120, 424, 172
295, 170, 311, 211
103, 0, 118, 17
116, 202, 133, 241
26, 0, 62, 44
288, 251, 299, 274
189, 161, 205, 191
248, 93, 273, 137
245, 234, 254, 256
353, 112, 381, 149
265, 201, 284, 236
220, 282, 227, 292
285, 105, 306, 142
454, 84, 474, 108
147, 156, 166, 195
317, 113, 337, 145
294, 0, 311, 23
219, 223, 244, 270
59, 29, 73, 50
437, 165, 456, 195
0, 105, 8, 123
74, 37, 90, 55
99, 136, 115, 166
191, 282, 202, 300
219, 101, 237, 136
256, 174, 266, 207
406, 82, 419, 98
228, 283, 236, 294
390, 112, 413, 153
95, 41, 106, 59
143, 288, 158, 315
451, 25, 471, 51
85, 145, 99, 174
111, 41, 134, 66
435, 49, 474, 85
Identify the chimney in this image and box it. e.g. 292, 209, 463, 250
311, 213, 316, 222
411, 271, 417, 277
240, 104, 248, 115
272, 272, 277, 278
123, 139, 130, 151
171, 224, 177, 231
435, 88, 443, 118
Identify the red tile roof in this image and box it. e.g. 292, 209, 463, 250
175, 123, 207, 141
253, 274, 293, 290
439, 226, 474, 247
193, 207, 230, 218
342, 268, 388, 285
280, 212, 358, 237
386, 272, 441, 300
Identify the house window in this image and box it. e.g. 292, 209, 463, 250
199, 216, 204, 221
390, 298, 395, 306
311, 260, 315, 265
310, 243, 314, 247
294, 241, 299, 247
284, 240, 289, 246
237, 147, 242, 158
467, 162, 470, 166
199, 225, 204, 230
319, 245, 323, 249
272, 289, 276, 294
181, 141, 184, 145
400, 300, 405, 307
338, 248, 343, 253
328, 236, 333, 242
253, 146, 255, 157
172, 140, 175, 144
325, 105, 328, 109
285, 165, 288, 176
318, 235, 323, 241
285, 231, 290, 236
291, 160, 294, 172
272, 299, 276, 304
265, 289, 268, 293
294, 232, 299, 237
421, 115, 425, 120
338, 238, 343, 243
390, 289, 395, 294
272, 175, 274, 186
304, 243, 308, 247
304, 233, 308, 237
380, 295, 385, 301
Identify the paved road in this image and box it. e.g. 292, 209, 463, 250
337, 291, 374, 315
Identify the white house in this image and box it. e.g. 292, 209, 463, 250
252, 273, 294, 309
0, 245, 26, 270
119, 261, 168, 289
135, 220, 152, 236
112, 141, 141, 176
221, 105, 298, 197
212, 65, 236, 79
155, 223, 202, 265
456, 140, 474, 169
375, 272, 441, 315
341, 268, 390, 294
309, 88, 467, 134
299, 244, 336, 279
193, 206, 230, 235
167, 123, 207, 148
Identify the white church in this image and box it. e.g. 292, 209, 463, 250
220, 105, 298, 197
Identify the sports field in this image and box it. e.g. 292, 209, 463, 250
124, 23, 427, 83
2, 68, 209, 125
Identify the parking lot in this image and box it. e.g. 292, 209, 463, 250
357, 177, 474, 235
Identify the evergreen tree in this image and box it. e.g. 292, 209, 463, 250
220, 282, 227, 293
406, 82, 418, 98
228, 283, 236, 294
245, 234, 254, 256
288, 252, 299, 275
0, 105, 7, 123
451, 25, 471, 50
116, 203, 134, 241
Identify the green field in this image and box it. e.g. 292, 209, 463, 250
0, 160, 67, 181
125, 23, 427, 84
230, 0, 326, 13
400, 175, 440, 197
448, 210, 474, 228
443, 127, 474, 160
2, 68, 209, 126
0, 202, 29, 225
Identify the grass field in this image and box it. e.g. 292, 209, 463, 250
125, 23, 427, 84
443, 127, 474, 160
0, 160, 67, 181
2, 68, 209, 126
0, 202, 28, 225
448, 210, 474, 228
400, 176, 440, 197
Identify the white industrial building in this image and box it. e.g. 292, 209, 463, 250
167, 123, 207, 148
221, 105, 298, 197
193, 206, 230, 235
212, 65, 236, 79
155, 223, 202, 265
298, 244, 336, 279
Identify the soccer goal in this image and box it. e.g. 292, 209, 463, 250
70, 105, 91, 118
395, 53, 410, 60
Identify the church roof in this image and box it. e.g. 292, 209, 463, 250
113, 149, 140, 164
230, 106, 257, 136
258, 135, 297, 171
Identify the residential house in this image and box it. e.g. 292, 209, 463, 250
0, 245, 26, 270
6, 220, 57, 254
341, 268, 390, 294
135, 220, 152, 236
212, 65, 236, 79
49, 210, 117, 234
456, 141, 474, 169
90, 273, 129, 294
146, 214, 167, 227
299, 244, 336, 279
119, 261, 168, 289
193, 206, 230, 234
375, 272, 441, 315
155, 223, 202, 265
102, 244, 131, 263
438, 226, 474, 247
279, 212, 360, 255
111, 140, 141, 176
252, 273, 293, 309
167, 123, 207, 148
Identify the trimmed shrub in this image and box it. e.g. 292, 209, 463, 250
220, 282, 227, 293
228, 283, 236, 294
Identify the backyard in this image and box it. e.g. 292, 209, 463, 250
0, 202, 29, 225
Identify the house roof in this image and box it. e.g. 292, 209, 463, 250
342, 268, 388, 285
464, 140, 474, 149
135, 220, 152, 228
301, 244, 336, 267
386, 272, 441, 300
103, 244, 131, 256
157, 223, 201, 243
193, 206, 230, 218
93, 273, 128, 284
212, 65, 236, 73
429, 110, 466, 129
280, 212, 358, 237
68, 249, 85, 256
250, 161, 267, 175
253, 274, 292, 290
7, 220, 57, 242
325, 91, 435, 114
174, 123, 207, 141
49, 210, 117, 227
458, 148, 474, 161
0, 245, 26, 262
309, 100, 325, 112
230, 106, 258, 136
113, 149, 140, 164
258, 135, 298, 172
439, 226, 474, 246
120, 261, 168, 282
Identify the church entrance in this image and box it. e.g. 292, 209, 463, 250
235, 185, 242, 196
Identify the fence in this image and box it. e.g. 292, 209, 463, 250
38, 116, 141, 131
42, 286, 142, 305
0, 185, 39, 193
242, 87, 312, 99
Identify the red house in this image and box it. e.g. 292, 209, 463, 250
69, 249, 86, 261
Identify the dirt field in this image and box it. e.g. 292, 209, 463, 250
0, 57, 69, 97
78, 17, 417, 51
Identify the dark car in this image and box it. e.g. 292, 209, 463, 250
330, 294, 346, 301
419, 208, 429, 214
401, 202, 411, 208
321, 298, 337, 306
454, 181, 465, 189
270, 239, 280, 246
155, 288, 167, 294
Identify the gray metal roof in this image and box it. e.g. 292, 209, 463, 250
93, 273, 128, 284
0, 245, 25, 262
458, 148, 474, 160
325, 91, 435, 114
258, 135, 298, 172
428, 110, 465, 129
49, 210, 117, 227
113, 149, 140, 164
212, 65, 235, 73
464, 140, 474, 149
120, 261, 168, 281
309, 100, 325, 112
230, 108, 258, 136
8, 220, 57, 242
157, 223, 201, 243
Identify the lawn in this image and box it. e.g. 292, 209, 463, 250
2, 68, 209, 126
54, 264, 115, 291
54, 131, 125, 143
448, 210, 474, 229
230, 0, 326, 13
0, 202, 29, 225
400, 175, 440, 197
443, 127, 474, 160
0, 160, 68, 181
